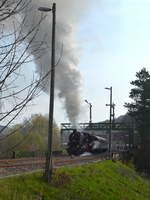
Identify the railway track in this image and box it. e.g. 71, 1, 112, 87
0, 154, 108, 177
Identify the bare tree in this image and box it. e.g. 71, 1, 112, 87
0, 0, 48, 133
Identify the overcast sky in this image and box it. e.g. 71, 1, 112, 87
20, 0, 150, 125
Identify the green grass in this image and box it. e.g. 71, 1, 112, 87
0, 160, 150, 200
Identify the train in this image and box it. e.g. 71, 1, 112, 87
66, 129, 108, 156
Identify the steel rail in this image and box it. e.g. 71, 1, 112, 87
0, 157, 45, 162
0, 155, 108, 168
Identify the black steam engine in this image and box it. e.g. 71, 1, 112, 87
66, 129, 108, 156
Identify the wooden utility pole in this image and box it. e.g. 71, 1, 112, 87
38, 3, 56, 183
45, 2, 56, 183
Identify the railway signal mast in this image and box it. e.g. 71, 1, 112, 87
105, 86, 115, 159
112, 103, 116, 124
85, 99, 92, 126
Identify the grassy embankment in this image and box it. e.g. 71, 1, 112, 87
0, 160, 150, 200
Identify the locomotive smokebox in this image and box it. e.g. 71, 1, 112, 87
66, 129, 108, 156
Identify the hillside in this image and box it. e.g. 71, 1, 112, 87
0, 160, 150, 200
101, 113, 133, 125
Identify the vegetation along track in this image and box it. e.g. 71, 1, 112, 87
0, 153, 108, 177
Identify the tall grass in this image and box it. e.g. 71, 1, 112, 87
0, 160, 150, 200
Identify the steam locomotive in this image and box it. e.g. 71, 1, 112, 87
66, 129, 108, 156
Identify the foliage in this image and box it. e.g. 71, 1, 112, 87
125, 68, 150, 173
0, 114, 61, 157
125, 68, 150, 123
0, 161, 150, 200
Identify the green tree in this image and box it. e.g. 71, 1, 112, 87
27, 114, 61, 151
0, 114, 61, 158
125, 68, 150, 172
19, 114, 61, 153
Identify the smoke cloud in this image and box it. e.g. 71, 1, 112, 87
2, 0, 90, 124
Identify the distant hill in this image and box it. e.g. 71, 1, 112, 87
0, 125, 5, 131
100, 113, 133, 125
0, 125, 7, 135
115, 114, 133, 124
